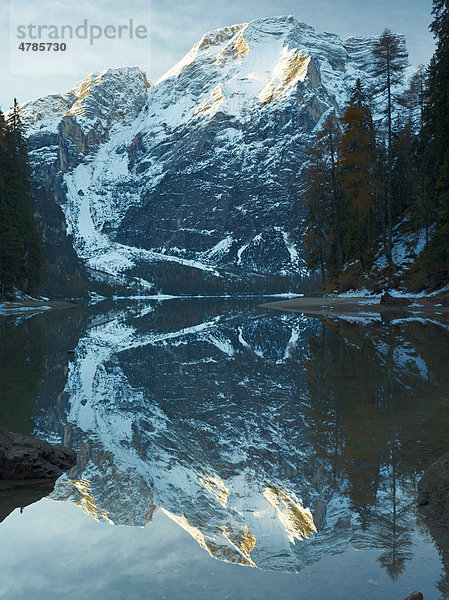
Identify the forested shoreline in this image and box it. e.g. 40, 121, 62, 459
1, 3, 447, 301
0, 101, 45, 299
304, 0, 449, 295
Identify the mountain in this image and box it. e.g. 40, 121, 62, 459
21, 17, 394, 295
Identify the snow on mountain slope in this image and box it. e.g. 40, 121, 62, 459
22, 17, 401, 293
21, 66, 150, 136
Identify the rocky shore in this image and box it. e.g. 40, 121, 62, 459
262, 294, 449, 318
0, 428, 77, 522
419, 452, 449, 528
0, 299, 78, 317
0, 428, 76, 480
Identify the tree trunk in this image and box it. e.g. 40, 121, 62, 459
328, 125, 343, 270
320, 247, 326, 283
386, 55, 394, 273
358, 209, 365, 271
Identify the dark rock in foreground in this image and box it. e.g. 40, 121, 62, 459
403, 592, 423, 600
0, 428, 77, 481
380, 292, 412, 307
0, 479, 56, 523
418, 452, 449, 527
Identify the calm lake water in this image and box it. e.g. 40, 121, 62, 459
0, 298, 448, 599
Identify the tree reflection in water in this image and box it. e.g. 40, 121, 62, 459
303, 317, 449, 580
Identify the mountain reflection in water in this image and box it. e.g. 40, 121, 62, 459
0, 299, 448, 592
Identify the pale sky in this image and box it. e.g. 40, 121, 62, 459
0, 0, 435, 110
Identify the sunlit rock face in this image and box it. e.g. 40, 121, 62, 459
20, 17, 393, 293
21, 67, 151, 297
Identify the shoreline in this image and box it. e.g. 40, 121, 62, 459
261, 295, 449, 317
0, 300, 79, 317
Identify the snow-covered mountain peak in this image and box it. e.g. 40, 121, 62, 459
155, 23, 248, 85
154, 16, 319, 116
66, 66, 151, 119
19, 66, 150, 136
22, 18, 407, 295
149, 15, 389, 128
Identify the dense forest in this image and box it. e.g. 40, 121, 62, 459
304, 0, 449, 294
0, 101, 45, 299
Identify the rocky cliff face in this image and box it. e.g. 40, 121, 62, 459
22, 17, 391, 294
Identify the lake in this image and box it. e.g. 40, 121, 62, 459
0, 298, 448, 599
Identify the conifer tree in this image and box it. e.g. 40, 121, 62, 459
423, 0, 449, 284
427, 0, 449, 167
0, 102, 45, 298
408, 66, 427, 131
339, 80, 381, 270
372, 29, 409, 270
303, 142, 334, 281
0, 199, 21, 297
322, 116, 344, 272
398, 68, 431, 245
303, 115, 344, 280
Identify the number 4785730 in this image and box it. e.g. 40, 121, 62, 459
18, 42, 67, 51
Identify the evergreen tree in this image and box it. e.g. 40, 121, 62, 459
421, 0, 449, 285
372, 29, 409, 269
303, 141, 334, 281
391, 119, 418, 219
400, 68, 432, 245
0, 101, 45, 298
323, 116, 344, 273
427, 0, 449, 166
0, 199, 22, 297
406, 66, 427, 131
339, 80, 382, 270
303, 115, 344, 279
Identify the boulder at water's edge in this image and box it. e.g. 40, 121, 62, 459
0, 427, 76, 480
418, 452, 449, 527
